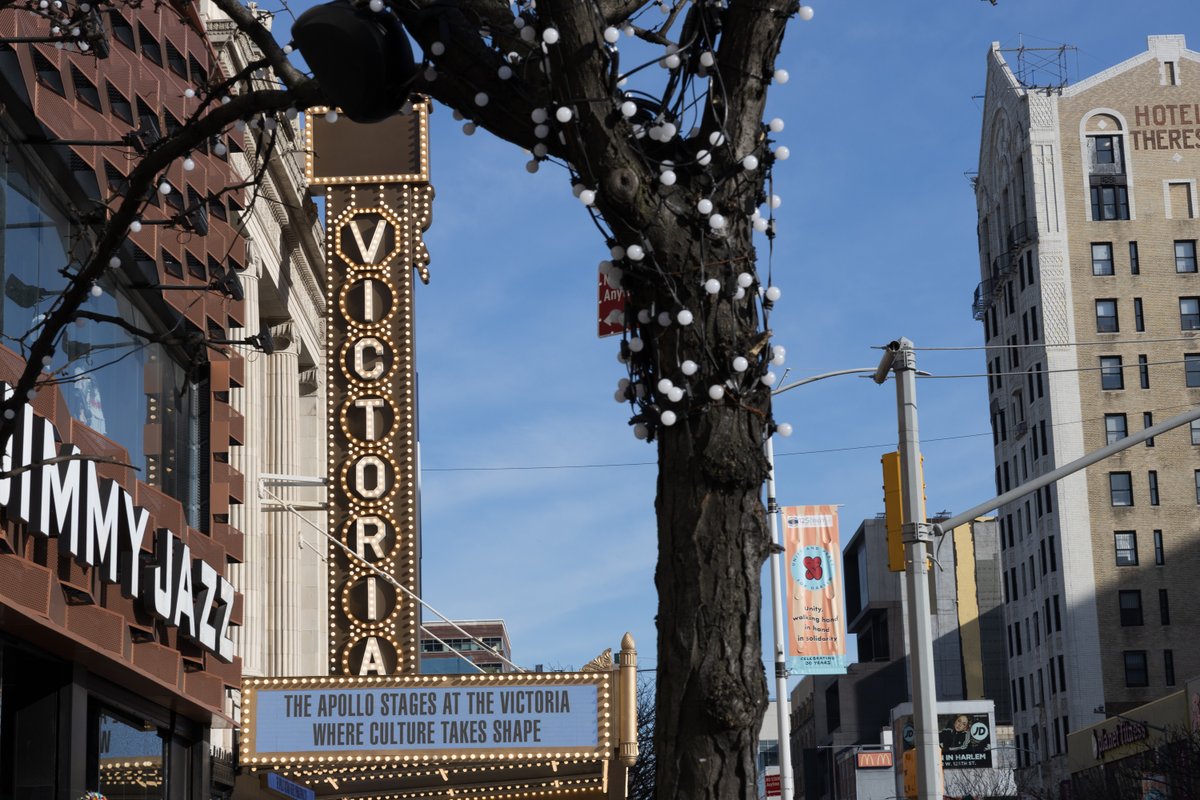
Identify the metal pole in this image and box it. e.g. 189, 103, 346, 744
765, 434, 795, 800
892, 339, 940, 800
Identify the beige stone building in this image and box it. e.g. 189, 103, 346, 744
974, 35, 1200, 789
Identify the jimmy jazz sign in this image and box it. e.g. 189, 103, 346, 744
313, 103, 432, 678
0, 383, 235, 661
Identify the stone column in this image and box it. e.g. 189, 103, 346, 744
265, 320, 301, 675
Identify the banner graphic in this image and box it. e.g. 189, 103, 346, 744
782, 504, 848, 674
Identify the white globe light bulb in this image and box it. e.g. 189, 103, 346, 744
620, 100, 637, 117
626, 244, 645, 261
129, 220, 142, 233
183, 157, 195, 171
368, 0, 383, 9
742, 155, 759, 170
604, 26, 620, 44
657, 312, 671, 326
475, 92, 489, 106
737, 272, 754, 288
762, 371, 777, 386
774, 145, 791, 161
108, 256, 121, 268
634, 423, 648, 440
732, 356, 749, 372
677, 309, 694, 326
628, 337, 644, 352
660, 170, 676, 186
665, 54, 680, 69
657, 378, 674, 394
615, 389, 627, 403
214, 142, 227, 157
579, 189, 596, 206
556, 106, 572, 123
661, 410, 677, 426
610, 245, 626, 260
697, 198, 713, 215
618, 378, 631, 390
753, 218, 769, 233
525, 159, 540, 173
681, 360, 699, 376
704, 278, 721, 295
696, 149, 712, 166
769, 117, 785, 133
734, 287, 746, 300
520, 25, 535, 42
184, 88, 196, 99
700, 51, 715, 67
90, 284, 102, 298
708, 385, 725, 400
543, 28, 559, 44
158, 181, 172, 195
772, 346, 787, 366
325, 110, 338, 123
798, 5, 814, 20
708, 213, 726, 230
533, 143, 548, 157
463, 122, 476, 135
534, 124, 550, 138
637, 309, 652, 324
771, 194, 783, 209
498, 64, 513, 79
624, 25, 635, 36
668, 387, 685, 403
774, 68, 790, 84
513, 17, 525, 28
708, 131, 726, 146
452, 109, 465, 121
532, 107, 548, 123
765, 286, 782, 302
776, 422, 794, 437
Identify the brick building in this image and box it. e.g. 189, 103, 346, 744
973, 34, 1200, 789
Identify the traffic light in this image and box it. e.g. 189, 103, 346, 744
881, 452, 926, 572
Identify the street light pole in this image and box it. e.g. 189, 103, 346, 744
874, 339, 940, 800
767, 367, 879, 800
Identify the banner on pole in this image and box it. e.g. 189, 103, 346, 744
782, 505, 848, 674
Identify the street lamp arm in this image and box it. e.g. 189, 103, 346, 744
773, 368, 879, 396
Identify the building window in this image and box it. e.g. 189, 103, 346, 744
1109, 472, 1133, 506
1115, 531, 1138, 565
70, 65, 101, 111
1159, 589, 1170, 625
1093, 135, 1120, 166
1134, 298, 1145, 331
1053, 595, 1062, 631
1154, 530, 1164, 564
1130, 241, 1140, 274
1192, 420, 1200, 445
1148, 470, 1159, 505
1195, 470, 1200, 504
1169, 183, 1195, 219
1091, 185, 1130, 220
1165, 650, 1176, 686
1181, 298, 1200, 330
1104, 413, 1127, 444
165, 40, 187, 78
109, 12, 134, 48
106, 82, 133, 125
188, 54, 209, 87
1119, 591, 1143, 626
1187, 354, 1200, 388
1124, 651, 1149, 687
1178, 241, 1198, 273
1095, 299, 1119, 332
1139, 355, 1150, 388
1092, 242, 1114, 275
138, 22, 162, 66
1143, 412, 1154, 446
32, 51, 65, 96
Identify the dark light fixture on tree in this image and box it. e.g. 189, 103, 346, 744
290, 0, 417, 123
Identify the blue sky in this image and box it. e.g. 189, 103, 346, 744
283, 1, 1200, 687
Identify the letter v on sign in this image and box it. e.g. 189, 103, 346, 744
349, 217, 390, 265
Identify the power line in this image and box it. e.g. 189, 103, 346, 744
914, 334, 1200, 352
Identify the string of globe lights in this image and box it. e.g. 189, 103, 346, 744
406, 0, 814, 445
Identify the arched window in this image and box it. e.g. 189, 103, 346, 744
1083, 112, 1130, 220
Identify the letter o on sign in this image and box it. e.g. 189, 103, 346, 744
354, 455, 390, 499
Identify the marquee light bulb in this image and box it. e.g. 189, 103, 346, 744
765, 286, 782, 302
660, 410, 677, 426
732, 356, 749, 372
697, 198, 713, 215
704, 278, 721, 294
626, 244, 645, 261
776, 422, 794, 437
677, 309, 694, 326
708, 385, 724, 400
604, 26, 619, 44
681, 360, 698, 376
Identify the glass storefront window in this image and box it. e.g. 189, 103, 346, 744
96, 709, 166, 800
0, 147, 201, 521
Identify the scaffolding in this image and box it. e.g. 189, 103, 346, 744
1001, 36, 1077, 92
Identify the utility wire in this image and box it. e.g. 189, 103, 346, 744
914, 335, 1200, 351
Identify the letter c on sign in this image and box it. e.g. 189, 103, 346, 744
354, 456, 388, 499
353, 338, 386, 381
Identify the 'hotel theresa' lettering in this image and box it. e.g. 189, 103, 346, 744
0, 383, 235, 661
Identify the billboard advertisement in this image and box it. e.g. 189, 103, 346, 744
898, 712, 994, 769
782, 505, 848, 674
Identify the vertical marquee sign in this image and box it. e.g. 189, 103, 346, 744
306, 105, 432, 677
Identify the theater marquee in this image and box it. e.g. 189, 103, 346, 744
240, 673, 611, 765
308, 104, 432, 677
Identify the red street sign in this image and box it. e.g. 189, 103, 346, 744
598, 267, 626, 337
764, 773, 781, 797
